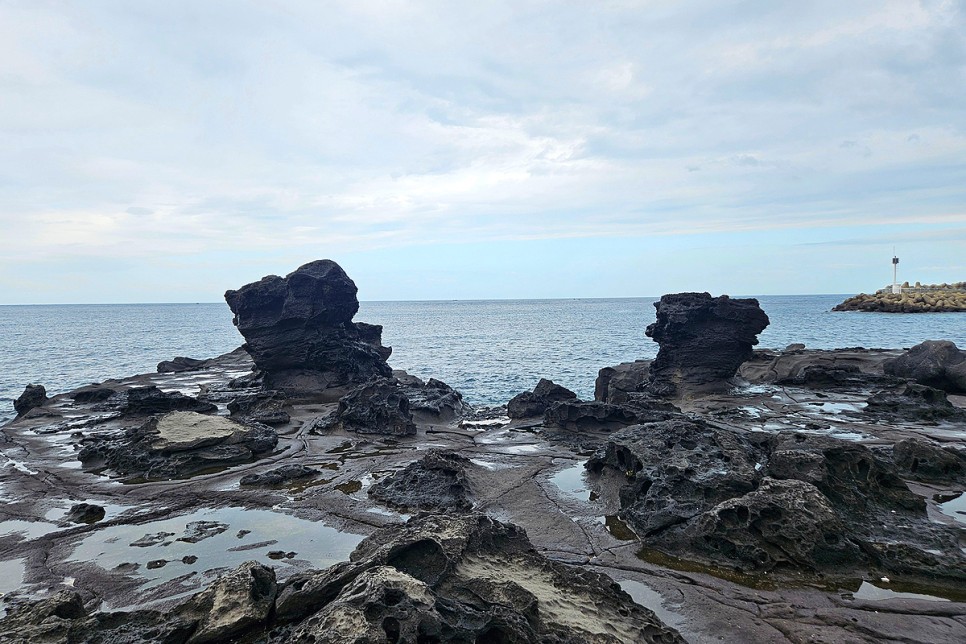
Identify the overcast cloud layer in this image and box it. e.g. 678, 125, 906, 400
2, 0, 964, 303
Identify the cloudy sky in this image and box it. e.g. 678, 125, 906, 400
1, 0, 964, 303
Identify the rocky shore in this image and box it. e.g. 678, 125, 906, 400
2, 263, 965, 643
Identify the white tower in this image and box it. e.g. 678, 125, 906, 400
892, 252, 900, 294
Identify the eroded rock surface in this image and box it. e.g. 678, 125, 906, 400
645, 292, 769, 397
368, 450, 472, 511
507, 378, 578, 418
78, 411, 278, 480
224, 260, 392, 397
13, 384, 48, 417
595, 360, 651, 403
884, 340, 966, 393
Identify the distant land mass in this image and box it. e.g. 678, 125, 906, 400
834, 281, 966, 313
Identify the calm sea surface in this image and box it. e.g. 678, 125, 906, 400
2, 295, 965, 423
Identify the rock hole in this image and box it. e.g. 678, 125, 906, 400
382, 617, 401, 643
384, 588, 405, 607
476, 626, 512, 644
387, 539, 447, 585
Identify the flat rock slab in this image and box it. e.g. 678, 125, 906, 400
152, 412, 246, 453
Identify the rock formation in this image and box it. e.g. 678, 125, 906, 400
0, 515, 683, 643
884, 340, 966, 393
645, 292, 769, 397
13, 384, 48, 416
78, 411, 278, 480
507, 378, 577, 418
368, 450, 473, 511
224, 260, 392, 397
595, 360, 651, 403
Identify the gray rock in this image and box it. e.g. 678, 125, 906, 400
884, 340, 966, 393
368, 450, 472, 511
545, 398, 679, 432
507, 378, 578, 418
157, 356, 207, 373
595, 360, 651, 403
892, 438, 966, 486
224, 260, 392, 397
334, 377, 416, 436
645, 292, 769, 396
65, 503, 105, 524
14, 384, 48, 417
865, 382, 966, 422
240, 465, 322, 487
183, 561, 277, 644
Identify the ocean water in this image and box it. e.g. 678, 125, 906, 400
2, 295, 965, 424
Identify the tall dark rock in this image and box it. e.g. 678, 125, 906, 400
645, 292, 769, 396
224, 260, 392, 396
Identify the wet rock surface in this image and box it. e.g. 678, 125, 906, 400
327, 377, 417, 436
224, 260, 392, 397
393, 371, 469, 419
645, 292, 770, 397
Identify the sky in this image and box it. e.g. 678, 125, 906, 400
1, 0, 964, 304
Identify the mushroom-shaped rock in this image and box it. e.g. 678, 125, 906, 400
645, 292, 769, 397
224, 260, 392, 396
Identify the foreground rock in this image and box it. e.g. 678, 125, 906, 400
884, 340, 966, 393
738, 346, 899, 388
645, 292, 769, 397
589, 420, 966, 588
0, 515, 683, 644
78, 411, 278, 480
224, 260, 392, 397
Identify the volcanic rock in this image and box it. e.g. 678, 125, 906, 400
78, 411, 278, 480
65, 503, 105, 524
891, 438, 966, 486
181, 561, 277, 644
368, 450, 472, 511
157, 356, 207, 373
240, 464, 322, 487
14, 384, 48, 417
544, 398, 679, 432
276, 513, 683, 643
595, 360, 651, 403
507, 378, 578, 418
224, 260, 392, 397
864, 382, 966, 422
97, 385, 218, 416
884, 340, 966, 393
738, 347, 898, 387
393, 371, 469, 419
326, 377, 417, 436
71, 387, 115, 403
645, 292, 769, 396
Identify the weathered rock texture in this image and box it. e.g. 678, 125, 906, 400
0, 516, 682, 644
884, 340, 966, 393
78, 411, 278, 480
224, 260, 392, 396
14, 384, 48, 417
368, 450, 473, 511
507, 378, 578, 418
393, 371, 469, 419
645, 293, 769, 397
334, 377, 416, 436
595, 360, 651, 403
589, 420, 966, 585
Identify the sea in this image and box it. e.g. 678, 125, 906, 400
2, 295, 965, 425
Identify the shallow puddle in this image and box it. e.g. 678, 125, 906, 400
550, 462, 590, 501
598, 515, 637, 541
67, 506, 364, 596
0, 518, 61, 539
853, 581, 950, 602
618, 579, 686, 628
939, 492, 966, 526
0, 558, 25, 597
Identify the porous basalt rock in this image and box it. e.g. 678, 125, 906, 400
14, 384, 48, 416
96, 385, 218, 415
645, 292, 769, 396
590, 421, 966, 581
367, 450, 472, 511
320, 377, 417, 436
393, 371, 469, 419
276, 513, 683, 643
224, 260, 392, 397
182, 561, 277, 644
884, 340, 966, 393
78, 411, 278, 480
864, 382, 966, 422
157, 356, 207, 373
507, 378, 578, 418
595, 360, 651, 403
738, 347, 898, 387
891, 438, 966, 486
